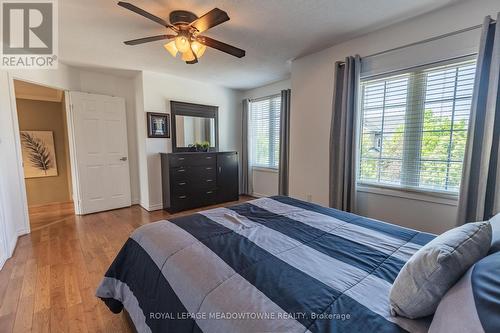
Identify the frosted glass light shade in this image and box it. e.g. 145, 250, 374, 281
191, 41, 207, 58
175, 35, 190, 53
181, 48, 196, 61
164, 41, 178, 57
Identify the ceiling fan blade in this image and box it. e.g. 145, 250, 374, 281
190, 8, 229, 33
118, 1, 174, 29
197, 36, 245, 58
124, 34, 174, 45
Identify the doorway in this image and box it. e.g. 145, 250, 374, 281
12, 81, 132, 229
13, 80, 74, 230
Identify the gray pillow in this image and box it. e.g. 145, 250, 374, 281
389, 221, 492, 319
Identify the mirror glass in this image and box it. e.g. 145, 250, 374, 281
175, 116, 216, 147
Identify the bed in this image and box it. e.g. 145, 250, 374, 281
96, 196, 435, 333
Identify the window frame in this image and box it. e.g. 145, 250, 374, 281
249, 94, 281, 170
356, 55, 477, 198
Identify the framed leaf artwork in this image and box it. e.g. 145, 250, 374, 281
20, 131, 58, 178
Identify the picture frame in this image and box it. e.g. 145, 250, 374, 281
20, 130, 59, 178
147, 112, 170, 138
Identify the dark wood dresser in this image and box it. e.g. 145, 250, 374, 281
160, 152, 239, 213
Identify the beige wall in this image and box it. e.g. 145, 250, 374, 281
16, 99, 72, 206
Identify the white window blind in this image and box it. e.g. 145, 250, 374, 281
358, 58, 476, 194
250, 95, 281, 169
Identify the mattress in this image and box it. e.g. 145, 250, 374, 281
96, 196, 435, 333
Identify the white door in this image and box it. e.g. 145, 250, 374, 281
68, 92, 131, 214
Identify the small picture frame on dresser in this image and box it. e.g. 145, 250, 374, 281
147, 112, 170, 138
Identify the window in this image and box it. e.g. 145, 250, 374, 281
358, 59, 476, 194
250, 95, 281, 169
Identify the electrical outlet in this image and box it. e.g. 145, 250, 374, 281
306, 194, 312, 202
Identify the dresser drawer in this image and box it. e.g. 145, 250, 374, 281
171, 165, 216, 181
171, 189, 217, 211
171, 178, 216, 193
169, 153, 216, 167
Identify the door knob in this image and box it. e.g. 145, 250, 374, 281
120, 157, 128, 161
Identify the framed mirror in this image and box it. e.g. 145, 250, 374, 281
170, 101, 219, 152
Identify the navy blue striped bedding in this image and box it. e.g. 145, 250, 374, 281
96, 196, 435, 333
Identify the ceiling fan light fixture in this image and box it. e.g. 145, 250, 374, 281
164, 41, 178, 57
119, 2, 246, 63
174, 34, 190, 53
191, 41, 207, 58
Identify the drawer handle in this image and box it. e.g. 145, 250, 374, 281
205, 167, 213, 170
205, 156, 213, 159
178, 157, 185, 161
178, 169, 186, 172
206, 191, 213, 194
206, 179, 213, 182
178, 182, 186, 186
178, 195, 187, 199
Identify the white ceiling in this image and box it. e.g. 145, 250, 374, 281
60, 0, 464, 90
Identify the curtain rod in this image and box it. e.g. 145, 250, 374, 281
249, 93, 280, 103
338, 19, 496, 64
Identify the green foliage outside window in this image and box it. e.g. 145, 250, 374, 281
360, 108, 468, 191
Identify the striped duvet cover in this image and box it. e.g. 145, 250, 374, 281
96, 196, 435, 333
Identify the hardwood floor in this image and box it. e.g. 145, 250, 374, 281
28, 202, 75, 231
0, 197, 252, 332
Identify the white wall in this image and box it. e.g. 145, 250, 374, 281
133, 74, 149, 209
251, 168, 280, 197
289, 0, 500, 234
7, 63, 81, 91
139, 71, 242, 210
241, 78, 291, 100
241, 78, 291, 197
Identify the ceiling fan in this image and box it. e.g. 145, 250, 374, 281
118, 1, 246, 64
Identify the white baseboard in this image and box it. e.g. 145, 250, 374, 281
251, 192, 268, 198
131, 198, 140, 205
8, 234, 17, 256
139, 201, 163, 212
0, 227, 27, 271
1, 232, 19, 270
0, 253, 6, 271
17, 228, 30, 236
147, 203, 164, 211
